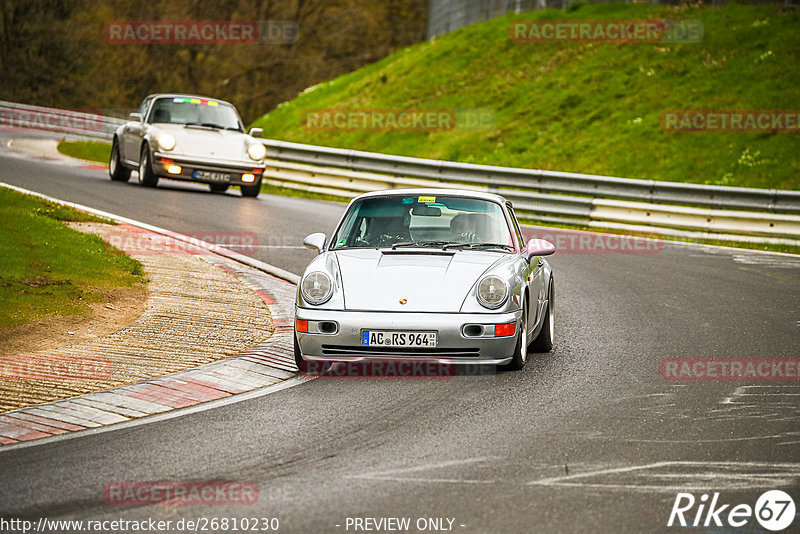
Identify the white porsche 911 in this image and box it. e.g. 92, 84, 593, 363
109, 93, 267, 197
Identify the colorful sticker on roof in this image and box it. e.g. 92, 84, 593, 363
418, 196, 436, 203
172, 97, 219, 107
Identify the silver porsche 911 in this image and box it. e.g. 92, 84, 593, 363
295, 189, 556, 372
109, 94, 267, 197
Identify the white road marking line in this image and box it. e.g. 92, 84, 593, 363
347, 457, 499, 485
350, 476, 496, 485
527, 461, 800, 492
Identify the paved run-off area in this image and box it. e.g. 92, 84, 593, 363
0, 222, 298, 444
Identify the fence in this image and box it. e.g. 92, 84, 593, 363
427, 0, 800, 39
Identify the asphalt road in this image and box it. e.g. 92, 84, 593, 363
1, 134, 799, 533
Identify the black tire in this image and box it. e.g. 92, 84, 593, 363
294, 334, 330, 375
503, 303, 528, 371
529, 279, 554, 353
240, 177, 262, 198
209, 183, 229, 193
109, 138, 131, 182
137, 146, 159, 188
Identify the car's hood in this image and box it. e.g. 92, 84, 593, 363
335, 248, 504, 312
155, 124, 249, 162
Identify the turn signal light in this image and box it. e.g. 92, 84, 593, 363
494, 323, 517, 337
295, 319, 309, 333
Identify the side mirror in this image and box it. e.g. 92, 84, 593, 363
129, 112, 143, 122
525, 238, 555, 260
248, 127, 263, 138
303, 233, 327, 254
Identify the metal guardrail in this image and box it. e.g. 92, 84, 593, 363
261, 158, 800, 241
2, 100, 799, 242
263, 140, 800, 214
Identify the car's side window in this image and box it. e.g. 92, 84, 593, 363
507, 205, 525, 249
138, 98, 153, 121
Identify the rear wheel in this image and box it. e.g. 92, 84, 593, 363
529, 279, 554, 353
109, 138, 131, 182
240, 177, 262, 198
209, 183, 229, 193
138, 147, 158, 188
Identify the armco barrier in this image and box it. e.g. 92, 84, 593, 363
2, 100, 799, 241
263, 139, 800, 214
0, 100, 123, 140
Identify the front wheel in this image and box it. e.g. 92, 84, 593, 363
240, 177, 262, 198
109, 138, 131, 182
529, 279, 554, 353
138, 147, 159, 188
294, 334, 330, 375
504, 304, 528, 371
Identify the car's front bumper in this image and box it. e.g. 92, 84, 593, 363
295, 308, 522, 366
152, 152, 265, 185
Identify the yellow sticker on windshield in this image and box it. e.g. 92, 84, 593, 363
418, 196, 436, 203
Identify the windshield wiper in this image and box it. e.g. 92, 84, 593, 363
184, 122, 224, 130
443, 242, 514, 251
390, 240, 460, 250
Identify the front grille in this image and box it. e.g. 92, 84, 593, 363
320, 345, 480, 358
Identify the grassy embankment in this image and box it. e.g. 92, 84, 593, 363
57, 3, 800, 253
252, 2, 799, 190
0, 187, 146, 328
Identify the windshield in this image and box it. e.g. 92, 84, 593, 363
147, 97, 243, 131
330, 194, 513, 250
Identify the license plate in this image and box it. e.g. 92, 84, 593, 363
194, 170, 230, 183
361, 330, 437, 348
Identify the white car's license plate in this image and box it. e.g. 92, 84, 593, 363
361, 330, 438, 348
194, 170, 230, 183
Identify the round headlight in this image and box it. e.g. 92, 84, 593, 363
156, 132, 176, 151
247, 142, 266, 161
476, 275, 508, 309
301, 271, 333, 305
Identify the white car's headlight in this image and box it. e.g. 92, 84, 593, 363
247, 142, 266, 161
156, 132, 176, 151
301, 271, 333, 305
476, 275, 508, 309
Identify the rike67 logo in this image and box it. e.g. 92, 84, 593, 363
668, 490, 796, 531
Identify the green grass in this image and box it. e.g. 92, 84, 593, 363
251, 2, 800, 190
260, 182, 351, 204
57, 140, 111, 163
0, 186, 146, 328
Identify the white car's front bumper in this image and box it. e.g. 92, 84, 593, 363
295, 307, 522, 366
